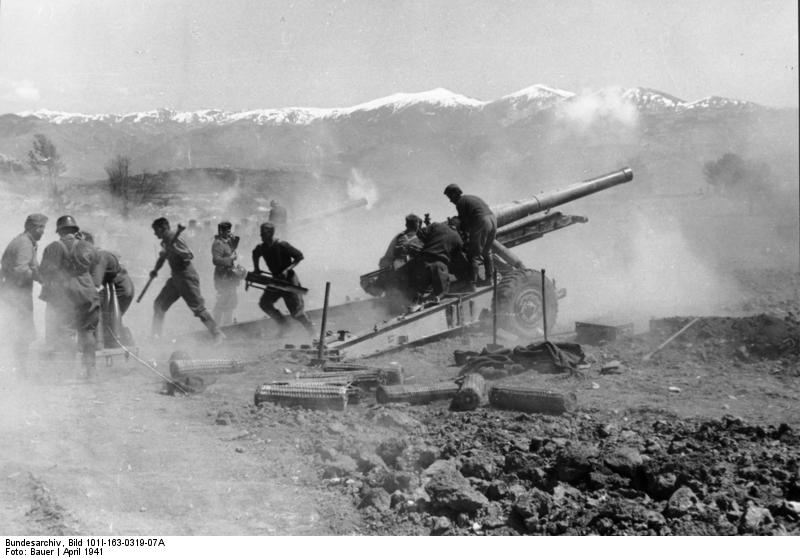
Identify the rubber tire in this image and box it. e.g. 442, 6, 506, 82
494, 268, 558, 339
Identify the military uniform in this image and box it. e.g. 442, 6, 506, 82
211, 233, 241, 325
453, 193, 496, 284
1, 218, 45, 371
379, 230, 423, 270
90, 250, 135, 316
39, 232, 100, 374
251, 238, 314, 335
410, 222, 464, 298
152, 229, 221, 339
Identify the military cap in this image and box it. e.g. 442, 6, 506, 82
24, 213, 48, 228
443, 184, 462, 197
218, 221, 232, 231
405, 213, 422, 224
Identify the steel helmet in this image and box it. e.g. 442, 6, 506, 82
55, 215, 79, 233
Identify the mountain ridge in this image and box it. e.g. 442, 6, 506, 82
10, 85, 780, 126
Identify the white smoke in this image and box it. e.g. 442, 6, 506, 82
346, 169, 378, 209
558, 87, 639, 130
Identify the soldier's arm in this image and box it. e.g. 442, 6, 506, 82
89, 251, 106, 287
211, 240, 235, 267
8, 238, 36, 284
38, 242, 61, 281
168, 236, 193, 262
378, 236, 398, 269
251, 245, 262, 272
281, 242, 304, 275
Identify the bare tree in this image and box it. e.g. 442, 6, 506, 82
105, 155, 162, 216
105, 154, 132, 217
28, 134, 67, 210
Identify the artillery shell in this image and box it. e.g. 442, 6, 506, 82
169, 359, 245, 379
451, 373, 487, 411
489, 386, 577, 415
254, 382, 351, 411
376, 382, 460, 405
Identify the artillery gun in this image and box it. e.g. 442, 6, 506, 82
187, 168, 633, 360
359, 168, 634, 338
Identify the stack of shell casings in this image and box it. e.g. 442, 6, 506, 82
488, 386, 577, 415
299, 362, 403, 388
451, 373, 487, 411
169, 359, 245, 379
254, 381, 356, 410
376, 382, 460, 405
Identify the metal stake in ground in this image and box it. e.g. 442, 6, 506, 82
643, 317, 700, 362
316, 281, 331, 363
492, 267, 498, 346
541, 268, 548, 342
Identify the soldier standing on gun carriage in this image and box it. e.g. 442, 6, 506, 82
1, 213, 47, 377
150, 217, 224, 342
211, 221, 245, 326
39, 215, 100, 378
251, 221, 315, 338
444, 184, 497, 287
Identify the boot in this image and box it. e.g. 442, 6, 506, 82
198, 310, 225, 343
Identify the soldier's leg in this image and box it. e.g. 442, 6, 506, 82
77, 304, 99, 378
480, 217, 497, 285
4, 291, 33, 376
219, 284, 237, 325
428, 262, 450, 297
152, 279, 180, 338
176, 273, 223, 338
284, 292, 315, 337
466, 232, 483, 284
258, 290, 286, 323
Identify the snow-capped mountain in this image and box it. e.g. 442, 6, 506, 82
1, 84, 793, 182
13, 85, 765, 128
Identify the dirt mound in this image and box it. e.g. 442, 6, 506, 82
647, 314, 800, 363
251, 403, 799, 535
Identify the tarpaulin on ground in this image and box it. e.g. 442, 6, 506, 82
455, 341, 585, 377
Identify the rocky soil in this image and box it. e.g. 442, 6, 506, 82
210, 268, 800, 535
1, 268, 798, 536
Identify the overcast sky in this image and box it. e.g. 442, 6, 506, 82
0, 0, 797, 114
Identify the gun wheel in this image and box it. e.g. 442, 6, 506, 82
495, 269, 558, 338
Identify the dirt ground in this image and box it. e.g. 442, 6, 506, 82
1, 267, 798, 536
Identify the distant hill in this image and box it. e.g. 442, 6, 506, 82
0, 85, 796, 211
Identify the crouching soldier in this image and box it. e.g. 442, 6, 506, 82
408, 219, 465, 302
150, 217, 224, 342
80, 231, 135, 347
39, 215, 100, 378
251, 222, 315, 338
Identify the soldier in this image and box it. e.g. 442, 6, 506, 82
80, 232, 135, 347
150, 217, 224, 342
39, 215, 100, 378
408, 219, 465, 301
0, 213, 48, 376
268, 200, 288, 237
444, 184, 497, 286
379, 213, 423, 269
211, 221, 243, 326
251, 222, 315, 337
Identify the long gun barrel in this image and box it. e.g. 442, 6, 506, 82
492, 167, 633, 228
